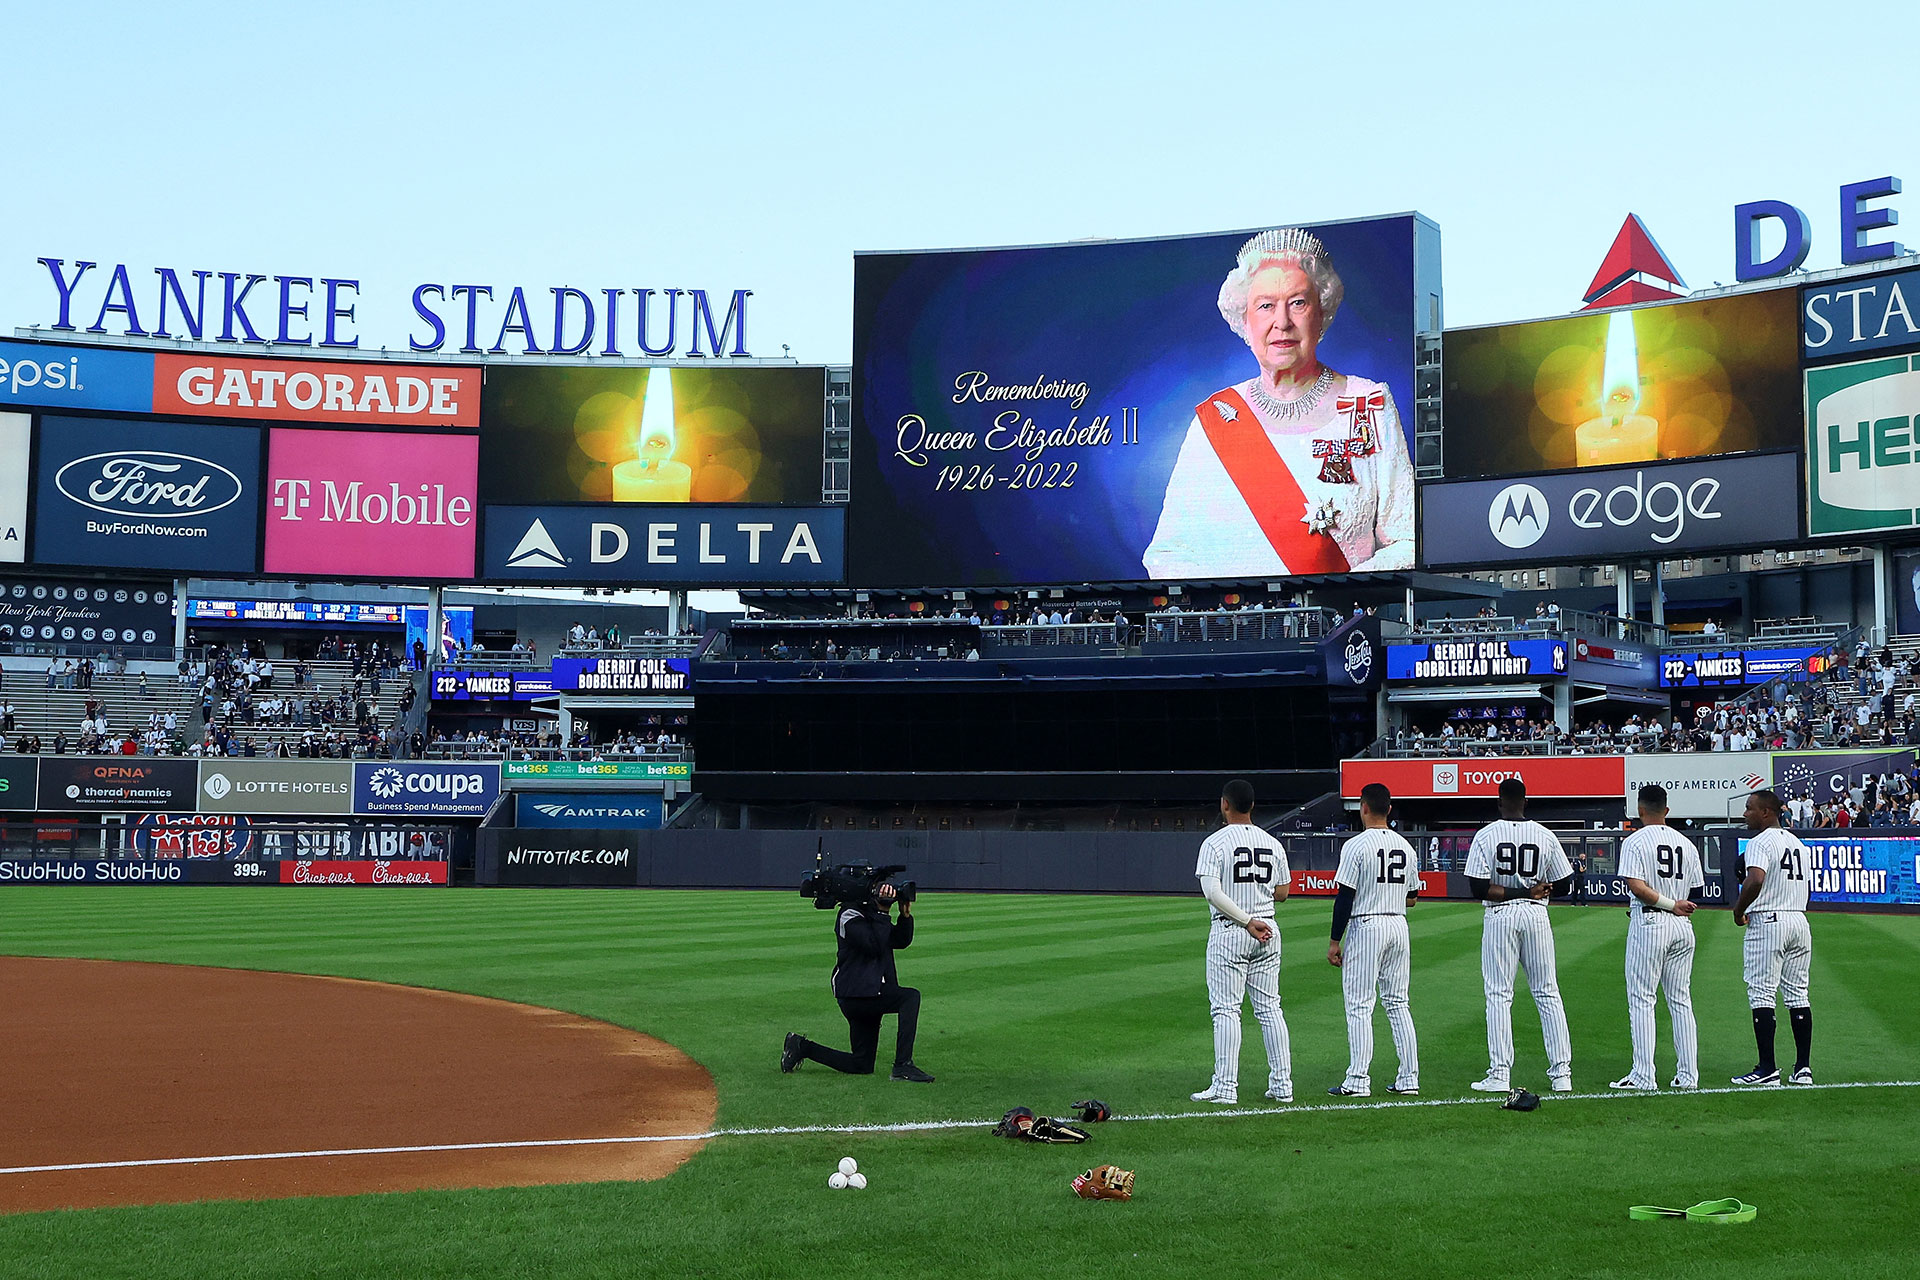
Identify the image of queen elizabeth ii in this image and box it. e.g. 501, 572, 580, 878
1143, 228, 1415, 576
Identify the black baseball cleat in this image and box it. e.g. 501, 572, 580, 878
1731, 1066, 1780, 1086
780, 1032, 804, 1073
891, 1062, 935, 1083
1326, 1085, 1370, 1097
1386, 1085, 1420, 1096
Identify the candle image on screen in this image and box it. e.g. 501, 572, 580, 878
611, 370, 693, 502
1574, 310, 1659, 466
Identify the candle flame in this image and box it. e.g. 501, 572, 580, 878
1599, 310, 1640, 417
637, 369, 677, 459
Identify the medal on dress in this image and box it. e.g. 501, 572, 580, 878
1303, 495, 1341, 538
1337, 390, 1385, 455
1311, 438, 1357, 485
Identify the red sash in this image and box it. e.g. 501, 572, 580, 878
1195, 389, 1350, 573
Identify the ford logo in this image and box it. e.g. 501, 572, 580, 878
53, 451, 244, 519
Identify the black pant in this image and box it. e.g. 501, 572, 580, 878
799, 987, 921, 1074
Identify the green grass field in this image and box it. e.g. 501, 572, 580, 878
1, 886, 1916, 1279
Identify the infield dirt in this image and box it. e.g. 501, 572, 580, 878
0, 956, 717, 1213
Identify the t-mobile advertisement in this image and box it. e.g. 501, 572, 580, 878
263, 428, 479, 579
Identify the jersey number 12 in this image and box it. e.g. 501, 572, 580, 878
1375, 848, 1407, 885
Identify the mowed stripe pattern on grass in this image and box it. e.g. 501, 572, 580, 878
1, 887, 1917, 1280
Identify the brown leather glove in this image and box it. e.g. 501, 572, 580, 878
1072, 1165, 1135, 1201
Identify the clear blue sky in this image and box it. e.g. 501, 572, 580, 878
2, 0, 1911, 362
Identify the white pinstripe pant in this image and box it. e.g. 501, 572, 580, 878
1341, 915, 1417, 1091
1481, 904, 1571, 1083
1743, 911, 1812, 1009
1205, 920, 1290, 1093
1624, 912, 1696, 1088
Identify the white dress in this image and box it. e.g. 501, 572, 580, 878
1142, 372, 1415, 577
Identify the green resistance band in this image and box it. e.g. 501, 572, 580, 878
1629, 1199, 1758, 1224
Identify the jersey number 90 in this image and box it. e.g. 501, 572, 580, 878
1494, 842, 1540, 878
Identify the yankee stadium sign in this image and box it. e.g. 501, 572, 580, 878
33, 257, 758, 357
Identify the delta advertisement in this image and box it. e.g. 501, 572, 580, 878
264, 428, 479, 579
478, 365, 826, 506
1804, 352, 1920, 536
1737, 836, 1920, 907
1419, 452, 1802, 568
32, 416, 261, 573
0, 577, 173, 646
481, 505, 844, 586
850, 215, 1434, 586
1441, 289, 1801, 479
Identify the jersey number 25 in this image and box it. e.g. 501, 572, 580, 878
1232, 847, 1275, 884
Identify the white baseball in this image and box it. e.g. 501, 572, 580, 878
847, 1172, 867, 1189
828, 1171, 849, 1190
838, 1157, 858, 1176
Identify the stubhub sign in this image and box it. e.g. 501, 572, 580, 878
482, 505, 845, 586
351, 761, 500, 816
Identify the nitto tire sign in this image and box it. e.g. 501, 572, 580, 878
1806, 354, 1920, 535
351, 761, 500, 816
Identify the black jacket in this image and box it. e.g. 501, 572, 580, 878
831, 901, 914, 999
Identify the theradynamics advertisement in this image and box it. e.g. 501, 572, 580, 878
850, 215, 1431, 587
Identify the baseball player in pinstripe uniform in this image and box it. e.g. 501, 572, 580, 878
1326, 782, 1419, 1097
1609, 785, 1705, 1091
1191, 778, 1293, 1105
1465, 777, 1576, 1093
1732, 789, 1815, 1086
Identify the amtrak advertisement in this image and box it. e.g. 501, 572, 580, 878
850, 215, 1432, 587
516, 792, 664, 829
1419, 451, 1802, 568
33, 416, 261, 573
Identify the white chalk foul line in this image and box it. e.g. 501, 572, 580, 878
4, 1079, 1916, 1178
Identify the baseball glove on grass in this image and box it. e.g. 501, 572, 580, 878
1070, 1098, 1112, 1123
1502, 1088, 1541, 1112
1072, 1165, 1135, 1201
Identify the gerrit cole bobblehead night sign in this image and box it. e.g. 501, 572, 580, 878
850, 215, 1426, 587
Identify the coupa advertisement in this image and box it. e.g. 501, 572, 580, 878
851, 215, 1432, 586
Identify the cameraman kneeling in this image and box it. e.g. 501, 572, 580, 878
781, 883, 935, 1082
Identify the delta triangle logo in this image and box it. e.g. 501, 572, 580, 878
507, 519, 568, 569
1582, 214, 1687, 310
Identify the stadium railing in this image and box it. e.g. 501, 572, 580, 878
422, 744, 692, 763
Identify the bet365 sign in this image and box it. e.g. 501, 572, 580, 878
1806, 353, 1920, 535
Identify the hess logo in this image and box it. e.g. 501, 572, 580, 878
1488, 483, 1548, 549
55, 451, 242, 519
